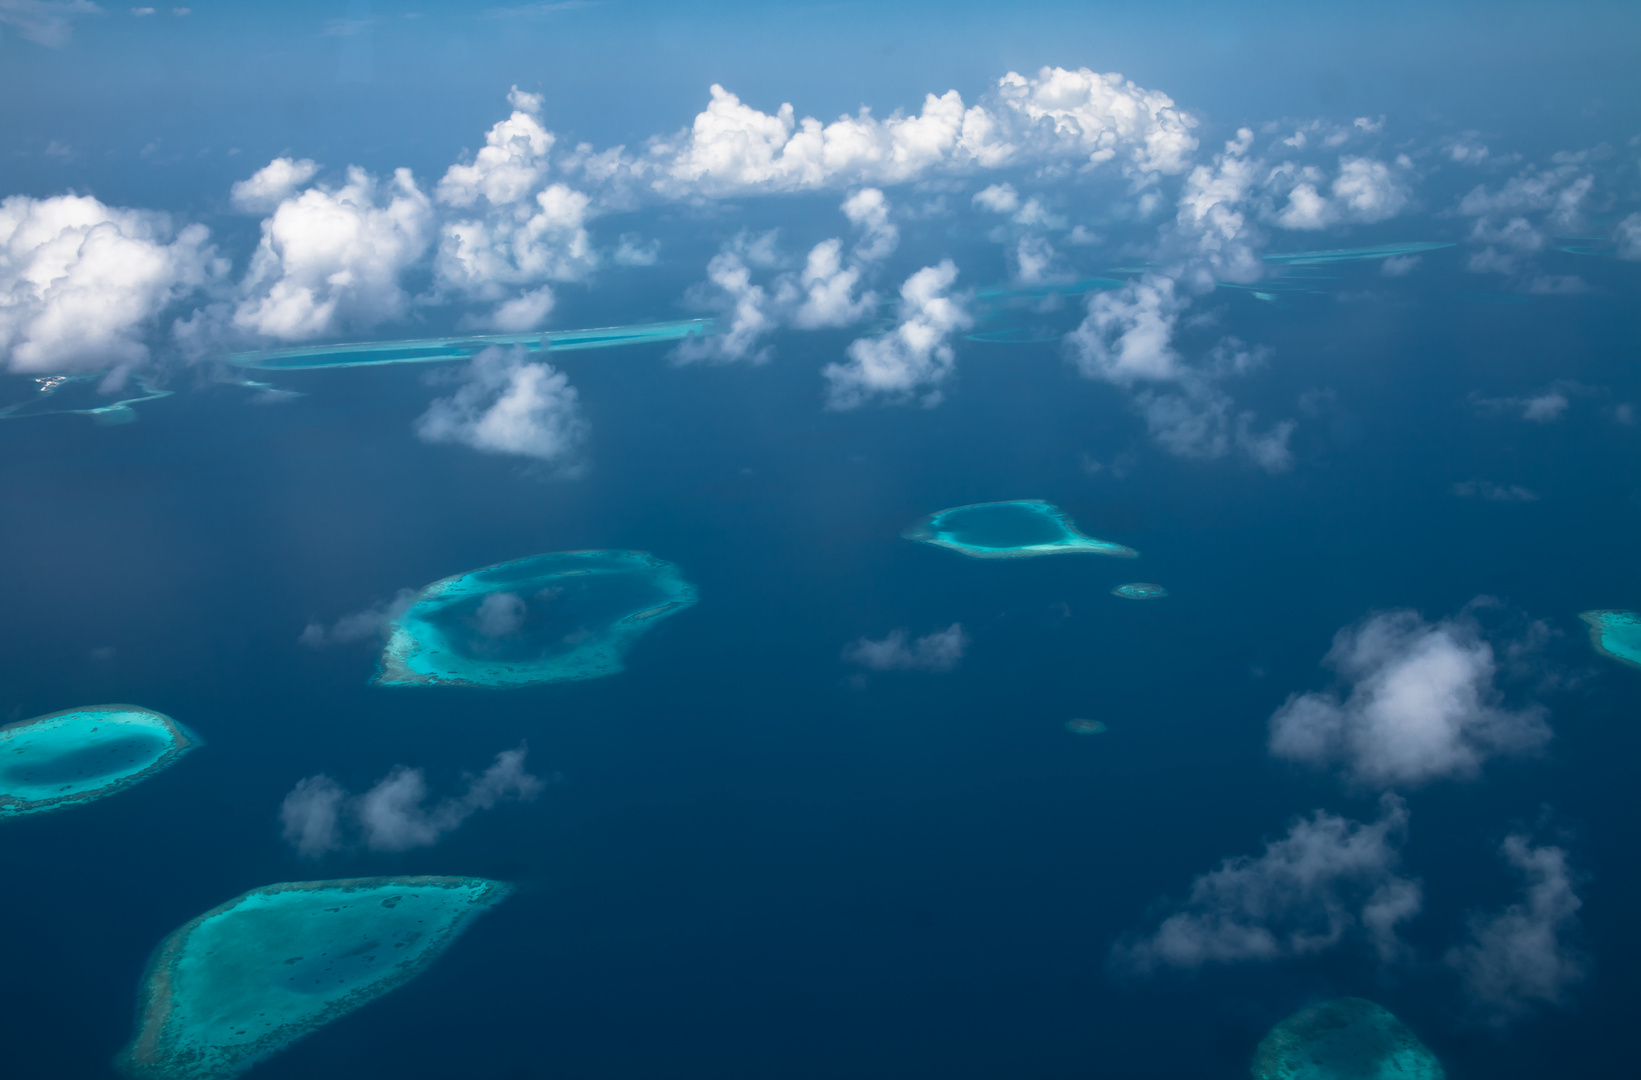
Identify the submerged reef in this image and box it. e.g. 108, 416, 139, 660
1579, 610, 1641, 670
228, 318, 715, 371
117, 876, 511, 1080
0, 374, 172, 425
1251, 998, 1445, 1080
904, 500, 1137, 560
1112, 583, 1168, 599
1261, 241, 1454, 267
376, 549, 698, 688
0, 705, 199, 817
1065, 718, 1107, 734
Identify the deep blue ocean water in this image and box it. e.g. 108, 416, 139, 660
2, 245, 1639, 1079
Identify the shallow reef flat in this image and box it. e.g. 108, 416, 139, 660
0, 705, 199, 817
376, 549, 698, 688
226, 318, 715, 371
1251, 998, 1445, 1080
118, 876, 511, 1080
1579, 609, 1641, 670
1261, 241, 1454, 266
1112, 583, 1168, 599
0, 374, 173, 425
904, 500, 1137, 560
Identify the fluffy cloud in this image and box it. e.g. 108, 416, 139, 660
843, 623, 968, 672
415, 344, 589, 466
436, 87, 553, 208
1067, 285, 1293, 470
1458, 161, 1594, 278
279, 745, 544, 856
233, 166, 432, 341
1135, 383, 1295, 474
0, 193, 218, 373
790, 239, 873, 329
1274, 157, 1411, 230
1114, 796, 1420, 972
230, 158, 320, 214
1065, 275, 1184, 385
299, 589, 415, 648
1269, 609, 1550, 788
673, 246, 777, 364
842, 187, 899, 262
1172, 130, 1263, 285
824, 259, 971, 409
643, 66, 1197, 197
1446, 834, 1588, 1022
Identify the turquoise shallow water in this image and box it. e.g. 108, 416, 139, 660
1251, 998, 1445, 1080
1112, 583, 1168, 599
0, 376, 173, 425
1261, 242, 1455, 266
904, 500, 1137, 560
0, 706, 198, 817
377, 549, 699, 688
226, 319, 715, 371
118, 876, 510, 1080
1579, 610, 1641, 669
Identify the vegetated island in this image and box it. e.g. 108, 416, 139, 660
376, 549, 698, 688
904, 500, 1137, 560
1112, 583, 1168, 599
1578, 609, 1641, 670
1251, 998, 1445, 1080
117, 876, 511, 1080
0, 705, 199, 817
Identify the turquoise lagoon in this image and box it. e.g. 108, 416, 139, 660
118, 876, 511, 1079
1251, 999, 1445, 1080
904, 500, 1137, 560
227, 318, 714, 371
1579, 609, 1641, 669
376, 550, 698, 688
1112, 583, 1168, 599
0, 705, 199, 817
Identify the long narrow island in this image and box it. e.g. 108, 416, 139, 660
0, 704, 199, 817
118, 876, 512, 1079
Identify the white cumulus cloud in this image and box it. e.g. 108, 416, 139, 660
1114, 796, 1420, 972
0, 193, 218, 373
1065, 275, 1184, 385
230, 157, 320, 214
415, 344, 589, 467
233, 166, 432, 341
1269, 608, 1550, 788
824, 259, 971, 409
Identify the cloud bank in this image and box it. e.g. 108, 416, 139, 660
279, 745, 544, 855
1114, 796, 1420, 972
1269, 608, 1550, 788
824, 259, 972, 409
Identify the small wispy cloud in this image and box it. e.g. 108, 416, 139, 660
280, 745, 545, 856
843, 623, 968, 672
1453, 480, 1539, 502
299, 589, 415, 648
0, 0, 102, 47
